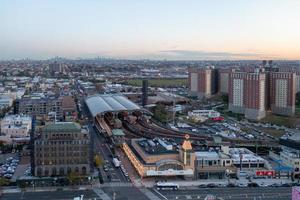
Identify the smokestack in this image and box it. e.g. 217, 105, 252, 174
142, 79, 148, 107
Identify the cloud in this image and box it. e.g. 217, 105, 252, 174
157, 50, 268, 60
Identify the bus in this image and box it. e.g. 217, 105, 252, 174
156, 182, 179, 190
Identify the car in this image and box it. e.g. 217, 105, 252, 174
238, 183, 247, 187
11, 163, 18, 167
103, 166, 109, 172
217, 183, 226, 187
3, 164, 9, 168
270, 183, 281, 187
226, 183, 236, 187
6, 157, 13, 161
281, 183, 292, 187
198, 184, 207, 188
207, 183, 216, 188
4, 173, 13, 179
247, 182, 259, 187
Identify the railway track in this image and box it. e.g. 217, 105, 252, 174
122, 118, 210, 141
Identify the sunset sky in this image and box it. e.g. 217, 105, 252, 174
1, 0, 300, 60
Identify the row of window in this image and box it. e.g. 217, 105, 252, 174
36, 158, 88, 165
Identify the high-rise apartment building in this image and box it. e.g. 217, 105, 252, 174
270, 72, 296, 116
218, 68, 234, 94
188, 66, 218, 98
229, 72, 266, 120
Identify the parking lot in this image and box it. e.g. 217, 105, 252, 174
0, 154, 20, 180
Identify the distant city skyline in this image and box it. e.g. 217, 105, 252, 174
1, 0, 300, 60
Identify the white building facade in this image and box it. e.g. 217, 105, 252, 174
0, 115, 32, 144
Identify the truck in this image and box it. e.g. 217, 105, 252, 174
112, 158, 120, 167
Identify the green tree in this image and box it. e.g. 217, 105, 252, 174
0, 177, 9, 186
221, 94, 229, 104
94, 154, 104, 168
67, 172, 80, 185
153, 104, 169, 123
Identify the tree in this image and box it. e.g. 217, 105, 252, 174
153, 104, 169, 123
67, 172, 80, 185
221, 94, 229, 104
94, 154, 104, 168
0, 177, 9, 186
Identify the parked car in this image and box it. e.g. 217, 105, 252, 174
207, 183, 216, 188
247, 182, 259, 187
227, 183, 236, 187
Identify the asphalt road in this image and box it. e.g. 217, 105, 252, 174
102, 186, 149, 200
79, 93, 127, 183
90, 124, 127, 183
1, 190, 99, 200
155, 187, 292, 200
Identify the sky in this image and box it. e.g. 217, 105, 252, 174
1, 0, 300, 60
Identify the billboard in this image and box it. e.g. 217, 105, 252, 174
146, 169, 193, 176
255, 170, 275, 177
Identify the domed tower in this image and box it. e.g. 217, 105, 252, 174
179, 134, 195, 170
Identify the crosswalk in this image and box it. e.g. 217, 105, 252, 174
93, 188, 111, 200
101, 182, 134, 187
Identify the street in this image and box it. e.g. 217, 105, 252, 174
1, 190, 99, 200
154, 187, 292, 200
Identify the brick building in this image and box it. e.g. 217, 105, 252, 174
34, 122, 90, 177
188, 66, 218, 98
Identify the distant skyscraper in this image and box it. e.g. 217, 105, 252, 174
49, 62, 61, 76
188, 66, 218, 98
270, 72, 296, 116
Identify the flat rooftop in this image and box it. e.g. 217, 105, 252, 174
42, 122, 81, 133
136, 138, 178, 155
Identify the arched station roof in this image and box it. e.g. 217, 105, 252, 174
85, 94, 141, 117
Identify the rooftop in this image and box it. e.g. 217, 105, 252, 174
112, 129, 125, 136
85, 94, 141, 117
136, 138, 178, 155
195, 151, 219, 159
42, 122, 81, 133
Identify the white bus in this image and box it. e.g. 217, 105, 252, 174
156, 182, 179, 190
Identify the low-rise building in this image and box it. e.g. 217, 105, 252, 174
279, 147, 300, 172
188, 110, 220, 119
122, 135, 195, 178
0, 115, 32, 144
16, 93, 63, 120
195, 147, 236, 179
0, 95, 13, 109
229, 148, 268, 169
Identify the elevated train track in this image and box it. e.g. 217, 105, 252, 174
94, 114, 280, 149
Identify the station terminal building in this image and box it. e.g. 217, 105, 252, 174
123, 135, 243, 179
123, 135, 195, 178
122, 135, 273, 179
